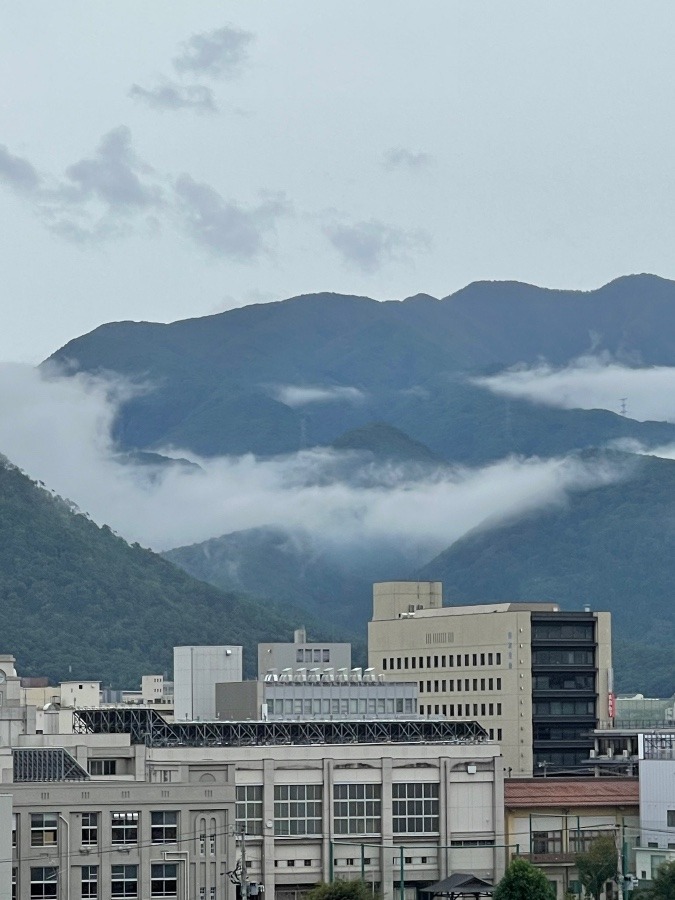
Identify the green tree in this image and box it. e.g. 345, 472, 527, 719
307, 881, 378, 900
575, 835, 618, 900
645, 860, 675, 900
493, 858, 556, 900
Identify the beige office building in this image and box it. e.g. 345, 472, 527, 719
368, 582, 613, 777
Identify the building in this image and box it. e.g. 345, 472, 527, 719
72, 707, 506, 900
634, 732, 675, 882
258, 628, 351, 681
173, 645, 243, 720
142, 674, 175, 708
504, 778, 639, 899
368, 582, 613, 776
215, 675, 419, 721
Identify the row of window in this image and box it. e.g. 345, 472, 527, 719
237, 782, 444, 836
532, 649, 594, 667
21, 810, 177, 848
266, 697, 416, 715
419, 677, 502, 693
295, 648, 331, 663
533, 700, 596, 717
419, 702, 502, 718
19, 863, 176, 900
531, 622, 594, 641
383, 652, 502, 672
531, 829, 610, 854
532, 673, 595, 691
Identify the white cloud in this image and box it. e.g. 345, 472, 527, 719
473, 356, 675, 423
273, 385, 366, 407
0, 365, 626, 554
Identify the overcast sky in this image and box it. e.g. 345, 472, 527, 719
2, 1, 675, 362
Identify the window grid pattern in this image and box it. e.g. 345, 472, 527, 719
81, 812, 98, 846
151, 863, 178, 897
111, 864, 138, 898
82, 865, 98, 899
236, 785, 263, 835
334, 783, 381, 835
111, 811, 139, 845
274, 784, 323, 835
30, 867, 58, 900
151, 810, 178, 844
30, 814, 58, 848
392, 782, 439, 834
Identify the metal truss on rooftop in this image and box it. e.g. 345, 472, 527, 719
73, 708, 488, 748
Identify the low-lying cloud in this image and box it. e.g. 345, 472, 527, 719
273, 385, 366, 407
474, 356, 675, 423
0, 365, 627, 555
383, 147, 435, 170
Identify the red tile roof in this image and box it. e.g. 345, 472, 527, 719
505, 778, 639, 808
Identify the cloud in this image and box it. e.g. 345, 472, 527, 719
474, 356, 675, 423
173, 25, 254, 78
273, 385, 366, 407
0, 145, 41, 193
174, 174, 289, 259
383, 147, 435, 170
0, 364, 627, 554
323, 218, 430, 273
38, 126, 165, 242
129, 81, 217, 114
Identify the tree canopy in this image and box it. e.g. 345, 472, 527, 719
493, 858, 556, 900
575, 835, 618, 900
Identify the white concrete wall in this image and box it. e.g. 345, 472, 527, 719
60, 680, 100, 708
174, 646, 243, 720
0, 794, 11, 900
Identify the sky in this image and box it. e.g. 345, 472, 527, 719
3, 1, 675, 362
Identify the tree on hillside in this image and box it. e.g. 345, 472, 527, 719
493, 857, 555, 900
307, 881, 378, 900
644, 860, 675, 900
575, 835, 618, 900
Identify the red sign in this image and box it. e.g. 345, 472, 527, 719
608, 692, 616, 718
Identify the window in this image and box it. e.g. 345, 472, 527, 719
333, 783, 381, 835
497, 678, 502, 690
82, 812, 98, 846
30, 867, 58, 899
532, 649, 594, 666
31, 813, 58, 847
393, 782, 439, 833
496, 653, 501, 664
532, 831, 563, 854
296, 649, 304, 662
111, 812, 138, 845
151, 811, 177, 844
151, 864, 178, 898
570, 830, 613, 853
111, 865, 137, 898
12, 813, 16, 847
275, 784, 322, 835
472, 654, 477, 666
480, 654, 485, 665
668, 811, 675, 828
89, 759, 117, 776
236, 785, 263, 835
488, 653, 493, 665
82, 866, 98, 899
323, 649, 330, 662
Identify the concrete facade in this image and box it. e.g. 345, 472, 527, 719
215, 680, 419, 721
368, 583, 612, 776
173, 646, 243, 721
258, 629, 351, 681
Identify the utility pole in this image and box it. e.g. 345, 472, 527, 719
240, 825, 248, 900
616, 823, 624, 900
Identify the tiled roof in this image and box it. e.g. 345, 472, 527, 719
505, 778, 639, 808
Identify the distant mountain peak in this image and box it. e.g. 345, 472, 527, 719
331, 421, 443, 464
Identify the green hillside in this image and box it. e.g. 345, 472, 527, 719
44, 275, 675, 459
418, 452, 675, 695
0, 457, 325, 687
